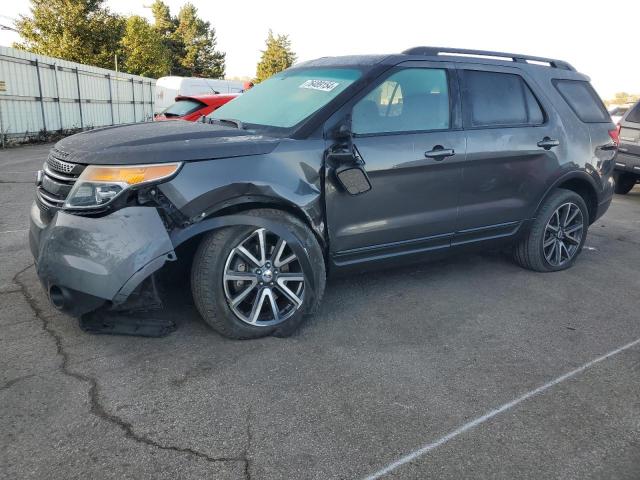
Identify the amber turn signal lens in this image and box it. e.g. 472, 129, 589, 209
80, 163, 181, 185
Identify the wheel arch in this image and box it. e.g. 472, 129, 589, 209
171, 206, 326, 296
211, 197, 324, 245
534, 171, 599, 224
171, 198, 327, 259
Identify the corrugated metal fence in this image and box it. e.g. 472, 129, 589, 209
0, 46, 155, 145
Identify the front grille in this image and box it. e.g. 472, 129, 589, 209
47, 155, 76, 174
47, 148, 85, 177
36, 148, 86, 213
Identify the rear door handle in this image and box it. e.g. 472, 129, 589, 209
537, 137, 560, 150
425, 145, 455, 160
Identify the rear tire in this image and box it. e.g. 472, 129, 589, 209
513, 188, 589, 272
614, 172, 637, 195
191, 209, 326, 339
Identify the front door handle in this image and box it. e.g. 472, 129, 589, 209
537, 137, 560, 150
425, 145, 455, 160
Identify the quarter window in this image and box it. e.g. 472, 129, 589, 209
554, 80, 610, 123
463, 70, 544, 127
352, 68, 450, 135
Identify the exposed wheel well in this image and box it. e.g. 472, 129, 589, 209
166, 202, 327, 281
555, 178, 598, 224
210, 201, 326, 249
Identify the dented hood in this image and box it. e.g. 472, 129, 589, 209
54, 121, 280, 165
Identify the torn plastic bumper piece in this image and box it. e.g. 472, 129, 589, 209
29, 203, 176, 316
80, 310, 176, 337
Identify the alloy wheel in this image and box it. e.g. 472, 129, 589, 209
543, 202, 584, 267
223, 228, 305, 326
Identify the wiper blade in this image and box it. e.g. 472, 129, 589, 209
209, 117, 245, 129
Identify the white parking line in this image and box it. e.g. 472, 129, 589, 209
362, 337, 640, 480
0, 229, 28, 234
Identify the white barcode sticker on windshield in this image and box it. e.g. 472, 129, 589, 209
299, 79, 340, 92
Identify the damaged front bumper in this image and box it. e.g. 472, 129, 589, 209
29, 203, 176, 316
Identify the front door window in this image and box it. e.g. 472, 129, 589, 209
352, 68, 450, 135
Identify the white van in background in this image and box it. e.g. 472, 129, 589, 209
154, 76, 244, 114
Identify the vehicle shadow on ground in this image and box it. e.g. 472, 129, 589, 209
157, 248, 516, 339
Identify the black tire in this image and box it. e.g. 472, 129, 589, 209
614, 172, 637, 195
191, 209, 326, 339
513, 188, 589, 272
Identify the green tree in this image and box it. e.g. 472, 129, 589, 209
255, 30, 296, 83
14, 0, 124, 70
120, 16, 170, 78
151, 0, 175, 36
174, 3, 225, 78
150, 0, 185, 75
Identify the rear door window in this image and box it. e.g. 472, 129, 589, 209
462, 70, 544, 127
553, 80, 610, 123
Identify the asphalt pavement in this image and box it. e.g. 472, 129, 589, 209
1, 143, 639, 479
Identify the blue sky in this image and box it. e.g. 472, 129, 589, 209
1, 0, 638, 100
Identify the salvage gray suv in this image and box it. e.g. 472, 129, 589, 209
30, 47, 618, 339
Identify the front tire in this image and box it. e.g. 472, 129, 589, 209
614, 172, 637, 195
513, 189, 589, 272
191, 209, 326, 339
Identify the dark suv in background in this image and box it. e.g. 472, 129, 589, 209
30, 47, 617, 339
613, 100, 640, 194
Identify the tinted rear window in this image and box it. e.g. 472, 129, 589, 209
625, 103, 640, 124
553, 80, 610, 123
162, 99, 204, 117
463, 70, 544, 127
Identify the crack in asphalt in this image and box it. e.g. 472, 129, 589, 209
0, 288, 23, 294
0, 180, 34, 184
13, 264, 252, 477
0, 373, 36, 392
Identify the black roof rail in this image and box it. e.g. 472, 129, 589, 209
402, 46, 575, 71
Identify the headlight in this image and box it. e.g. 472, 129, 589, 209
64, 163, 181, 209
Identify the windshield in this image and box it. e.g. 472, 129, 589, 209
162, 99, 205, 117
210, 68, 362, 129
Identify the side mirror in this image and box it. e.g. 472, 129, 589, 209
328, 117, 354, 163
328, 116, 372, 195
334, 123, 352, 140
327, 120, 355, 165
328, 149, 356, 164
335, 164, 372, 195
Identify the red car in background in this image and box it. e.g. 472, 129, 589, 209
154, 93, 239, 122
